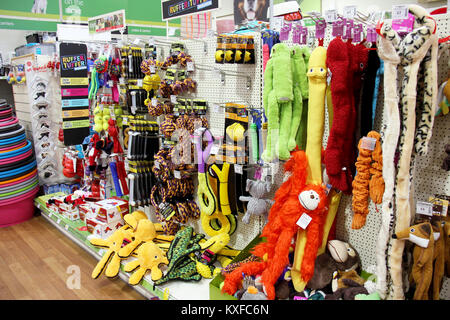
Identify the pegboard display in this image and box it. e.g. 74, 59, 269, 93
135, 33, 265, 251
331, 14, 450, 299
134, 14, 449, 298
183, 33, 265, 250
260, 14, 449, 299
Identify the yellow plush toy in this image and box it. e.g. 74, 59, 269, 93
124, 242, 169, 285
117, 215, 157, 259
194, 232, 231, 278
291, 45, 341, 293
90, 211, 148, 279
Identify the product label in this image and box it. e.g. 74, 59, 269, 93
61, 88, 89, 97
62, 98, 89, 108
62, 109, 90, 119
343, 6, 357, 19
324, 10, 337, 23
296, 213, 312, 229
392, 5, 409, 20
416, 201, 433, 216
61, 77, 89, 86
360, 137, 377, 151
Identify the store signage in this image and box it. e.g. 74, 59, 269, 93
59, 42, 90, 146
88, 9, 126, 34
162, 0, 219, 20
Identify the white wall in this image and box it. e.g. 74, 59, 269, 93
322, 0, 447, 15
0, 29, 30, 64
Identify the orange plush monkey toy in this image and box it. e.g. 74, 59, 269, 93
393, 221, 435, 300
222, 151, 328, 300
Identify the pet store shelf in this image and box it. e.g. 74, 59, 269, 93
35, 193, 211, 300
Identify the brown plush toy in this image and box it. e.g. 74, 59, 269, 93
429, 219, 445, 300
307, 240, 361, 290
444, 217, 450, 278
324, 269, 368, 300
442, 144, 450, 171
393, 221, 435, 300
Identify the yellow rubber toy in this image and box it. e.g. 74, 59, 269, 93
209, 163, 232, 216
197, 172, 218, 216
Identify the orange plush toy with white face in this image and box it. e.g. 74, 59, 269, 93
222, 151, 328, 300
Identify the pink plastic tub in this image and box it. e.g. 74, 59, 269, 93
0, 186, 39, 228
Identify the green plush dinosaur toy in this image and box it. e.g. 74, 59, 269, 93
154, 226, 205, 285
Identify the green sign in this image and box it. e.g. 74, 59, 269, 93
0, 0, 181, 35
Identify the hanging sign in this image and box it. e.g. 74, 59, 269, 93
162, 0, 219, 20
59, 42, 90, 146
88, 9, 126, 34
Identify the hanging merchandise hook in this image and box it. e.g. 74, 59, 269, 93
315, 19, 327, 46
332, 17, 345, 38
352, 24, 363, 43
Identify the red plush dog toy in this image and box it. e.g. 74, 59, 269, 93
222, 151, 328, 300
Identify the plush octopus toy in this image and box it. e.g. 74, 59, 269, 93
222, 151, 328, 300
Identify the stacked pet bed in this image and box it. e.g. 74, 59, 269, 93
0, 100, 39, 227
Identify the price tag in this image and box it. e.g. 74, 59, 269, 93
324, 10, 337, 22
343, 5, 357, 19
123, 117, 128, 125
150, 64, 156, 74
65, 224, 70, 231
174, 170, 181, 179
296, 213, 312, 230
137, 79, 143, 87
360, 137, 377, 151
171, 95, 177, 104
416, 201, 433, 216
235, 164, 243, 175
392, 5, 409, 20
187, 61, 195, 72
107, 80, 114, 87
152, 98, 158, 107
154, 161, 160, 169
57, 218, 61, 224
210, 144, 220, 155
119, 78, 125, 85
109, 106, 116, 120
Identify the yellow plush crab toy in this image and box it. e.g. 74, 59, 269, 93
90, 211, 174, 281
124, 242, 169, 284
90, 211, 148, 279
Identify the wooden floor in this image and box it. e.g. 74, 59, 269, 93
0, 215, 145, 300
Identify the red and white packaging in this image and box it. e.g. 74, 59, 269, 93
92, 197, 129, 224
64, 210, 80, 221
86, 217, 125, 239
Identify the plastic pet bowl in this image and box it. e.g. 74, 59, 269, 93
0, 186, 39, 228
